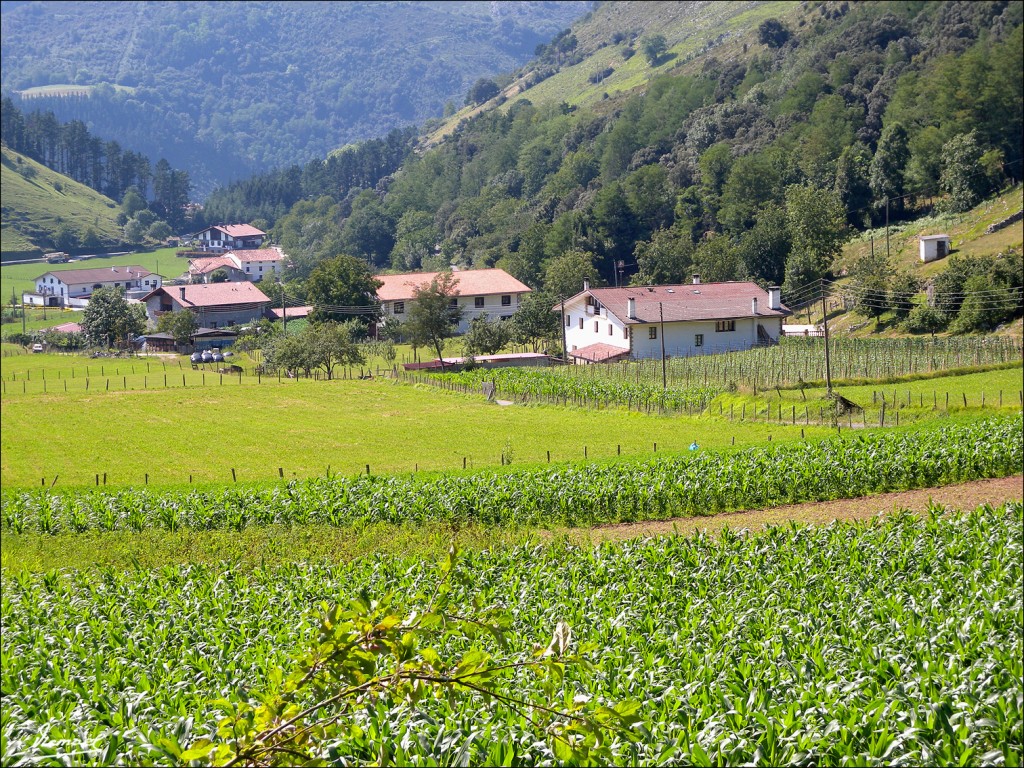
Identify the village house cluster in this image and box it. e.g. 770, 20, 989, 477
28, 223, 797, 360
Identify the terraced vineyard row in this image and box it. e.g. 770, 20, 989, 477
421, 366, 719, 412
560, 336, 1024, 391
3, 504, 1021, 765
4, 415, 1020, 535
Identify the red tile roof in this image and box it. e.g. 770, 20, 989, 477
268, 305, 313, 320
565, 283, 791, 324
143, 282, 270, 308
188, 257, 235, 274
36, 265, 155, 284
227, 248, 283, 262
569, 342, 631, 363
48, 322, 82, 334
200, 224, 266, 238
375, 269, 531, 301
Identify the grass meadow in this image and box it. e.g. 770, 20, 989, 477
0, 373, 831, 488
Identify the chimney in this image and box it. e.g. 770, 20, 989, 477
751, 297, 759, 315
627, 297, 636, 319
692, 274, 701, 285
583, 277, 590, 291
768, 286, 781, 310
179, 286, 186, 302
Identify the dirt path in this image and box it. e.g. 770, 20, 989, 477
557, 475, 1023, 543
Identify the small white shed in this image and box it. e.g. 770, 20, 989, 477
919, 234, 951, 263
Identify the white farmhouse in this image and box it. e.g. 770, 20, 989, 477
919, 234, 951, 263
376, 268, 531, 334
188, 224, 267, 252
187, 247, 286, 283
557, 276, 791, 362
25, 265, 162, 307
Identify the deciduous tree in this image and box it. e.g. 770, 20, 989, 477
81, 286, 146, 348
404, 271, 462, 367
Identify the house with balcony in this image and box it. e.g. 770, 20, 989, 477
187, 224, 267, 253
376, 268, 531, 334
25, 265, 163, 307
556, 275, 791, 362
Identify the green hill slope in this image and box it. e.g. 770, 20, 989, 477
426, 0, 795, 145
1, 146, 122, 260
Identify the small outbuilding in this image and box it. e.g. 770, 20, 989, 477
919, 234, 951, 263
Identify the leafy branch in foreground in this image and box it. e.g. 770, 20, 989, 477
181, 548, 640, 766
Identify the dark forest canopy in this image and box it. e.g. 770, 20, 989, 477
0, 0, 593, 196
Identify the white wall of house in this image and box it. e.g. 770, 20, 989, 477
562, 302, 630, 354
33, 274, 162, 301
560, 294, 785, 359
382, 292, 524, 334
238, 258, 283, 282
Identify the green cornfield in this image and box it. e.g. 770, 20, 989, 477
3, 415, 1020, 534
3, 503, 1021, 764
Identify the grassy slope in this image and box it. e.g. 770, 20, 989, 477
0, 146, 123, 259
425, 0, 797, 146
796, 184, 1024, 338
0, 246, 185, 301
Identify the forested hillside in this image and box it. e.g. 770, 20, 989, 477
0, 1, 592, 196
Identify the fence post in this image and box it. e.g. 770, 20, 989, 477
231, 468, 236, 482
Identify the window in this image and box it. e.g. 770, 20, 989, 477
624, 327, 629, 339
501, 295, 511, 306
594, 321, 599, 332
450, 298, 459, 309
608, 324, 613, 336
245, 266, 250, 273
649, 327, 657, 340
475, 296, 485, 308
565, 314, 571, 327
695, 334, 704, 347
715, 320, 736, 332
394, 301, 405, 315
578, 318, 584, 329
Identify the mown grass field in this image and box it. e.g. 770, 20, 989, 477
0, 373, 833, 488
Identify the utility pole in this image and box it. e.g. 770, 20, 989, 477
820, 283, 832, 396
659, 301, 667, 391
560, 297, 568, 365
885, 196, 890, 260
280, 280, 287, 331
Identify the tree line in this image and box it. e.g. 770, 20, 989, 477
1, 98, 193, 229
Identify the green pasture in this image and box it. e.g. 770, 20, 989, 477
1, 373, 834, 488
0, 246, 184, 301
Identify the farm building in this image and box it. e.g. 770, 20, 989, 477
185, 247, 286, 284
556, 276, 791, 362
186, 247, 286, 283
24, 265, 162, 307
919, 234, 952, 263
187, 224, 267, 253
376, 268, 531, 334
140, 283, 271, 329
